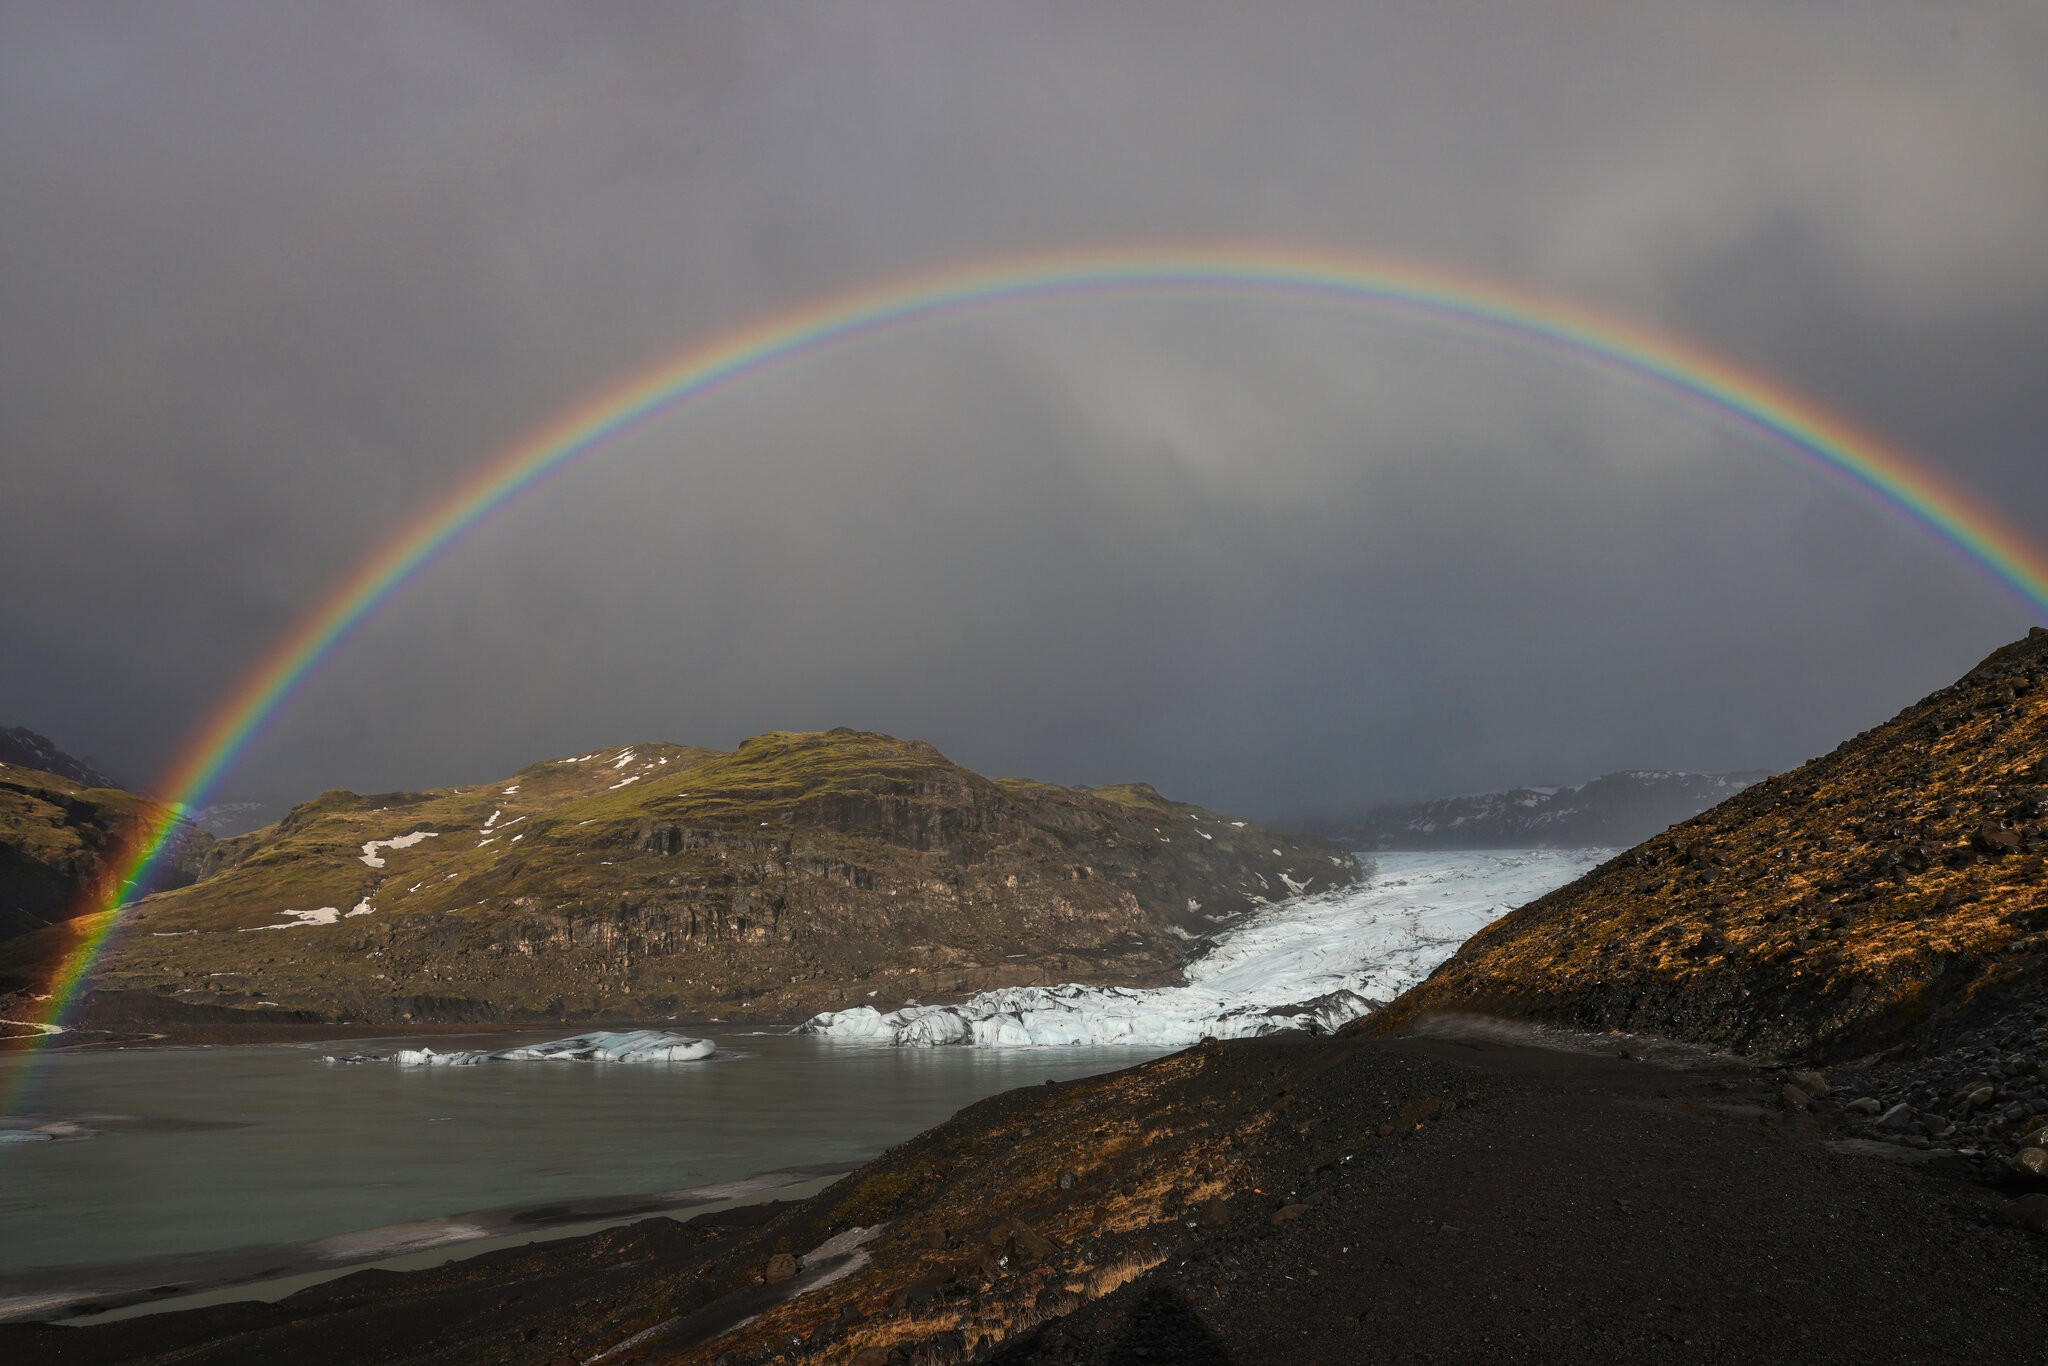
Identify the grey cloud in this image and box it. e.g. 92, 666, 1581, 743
2, 2, 2043, 819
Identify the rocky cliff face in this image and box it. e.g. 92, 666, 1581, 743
0, 761, 212, 943
1295, 770, 1769, 851
1376, 629, 2048, 1062
2, 729, 1357, 1026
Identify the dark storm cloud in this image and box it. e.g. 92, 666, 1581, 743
3, 1, 2045, 817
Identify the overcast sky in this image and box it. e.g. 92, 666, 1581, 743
4, 1, 2046, 818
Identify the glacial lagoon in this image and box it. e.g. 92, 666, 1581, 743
0, 1029, 1163, 1318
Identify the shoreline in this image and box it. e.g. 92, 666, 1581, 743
0, 1015, 798, 1052
2, 1165, 849, 1327
18, 1020, 2045, 1363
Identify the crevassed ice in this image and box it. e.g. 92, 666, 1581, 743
800, 850, 1605, 1049
336, 1029, 716, 1067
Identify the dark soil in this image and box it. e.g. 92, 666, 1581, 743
993, 1024, 2048, 1365
12, 1019, 2045, 1365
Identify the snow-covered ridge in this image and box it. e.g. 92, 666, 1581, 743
801, 850, 1605, 1048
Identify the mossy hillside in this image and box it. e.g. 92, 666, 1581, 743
21, 730, 1360, 1026
0, 764, 212, 942
1376, 629, 2048, 1061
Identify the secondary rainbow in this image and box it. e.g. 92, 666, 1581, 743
24, 241, 2048, 1047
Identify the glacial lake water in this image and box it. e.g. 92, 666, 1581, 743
0, 1030, 1164, 1296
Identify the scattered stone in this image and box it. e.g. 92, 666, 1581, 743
1272, 1203, 1310, 1224
1780, 1084, 1812, 1112
763, 1252, 798, 1283
1194, 1196, 1234, 1229
1789, 1069, 1831, 1097
1878, 1103, 1916, 1131
1846, 1097, 1881, 1116
1057, 1168, 1078, 1192
2013, 1148, 2048, 1178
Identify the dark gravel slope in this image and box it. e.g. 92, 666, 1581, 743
994, 1025, 2048, 1365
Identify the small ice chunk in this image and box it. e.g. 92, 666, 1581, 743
494, 1030, 716, 1063
374, 1030, 716, 1067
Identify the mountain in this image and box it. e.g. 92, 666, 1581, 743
0, 726, 117, 788
192, 794, 301, 837
0, 759, 213, 943
1292, 769, 1770, 851
0, 728, 1358, 1027
1375, 628, 2048, 1062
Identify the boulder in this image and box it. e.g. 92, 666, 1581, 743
1789, 1069, 1831, 1097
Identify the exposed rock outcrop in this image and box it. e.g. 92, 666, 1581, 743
1, 729, 1356, 1025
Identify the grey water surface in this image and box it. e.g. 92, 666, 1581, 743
0, 1030, 1162, 1280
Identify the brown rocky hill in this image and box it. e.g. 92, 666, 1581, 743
1375, 628, 2048, 1062
0, 759, 212, 944
0, 729, 1356, 1027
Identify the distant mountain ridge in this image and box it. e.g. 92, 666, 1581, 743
0, 726, 117, 788
1294, 769, 1771, 851
1376, 628, 2048, 1062
193, 795, 300, 837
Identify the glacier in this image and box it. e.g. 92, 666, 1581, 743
329, 1029, 716, 1067
800, 850, 1605, 1048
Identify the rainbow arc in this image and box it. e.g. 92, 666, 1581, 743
17, 242, 2048, 1078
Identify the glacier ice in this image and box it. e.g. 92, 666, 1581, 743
800, 850, 1604, 1049
331, 1029, 716, 1067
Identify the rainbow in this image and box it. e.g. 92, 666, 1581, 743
19, 241, 2048, 1055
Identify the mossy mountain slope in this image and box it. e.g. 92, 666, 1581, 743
3, 729, 1355, 1026
0, 760, 212, 943
1376, 629, 2048, 1062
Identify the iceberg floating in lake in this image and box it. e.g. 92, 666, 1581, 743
801, 850, 1604, 1048
494, 1030, 717, 1063
329, 1029, 715, 1067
